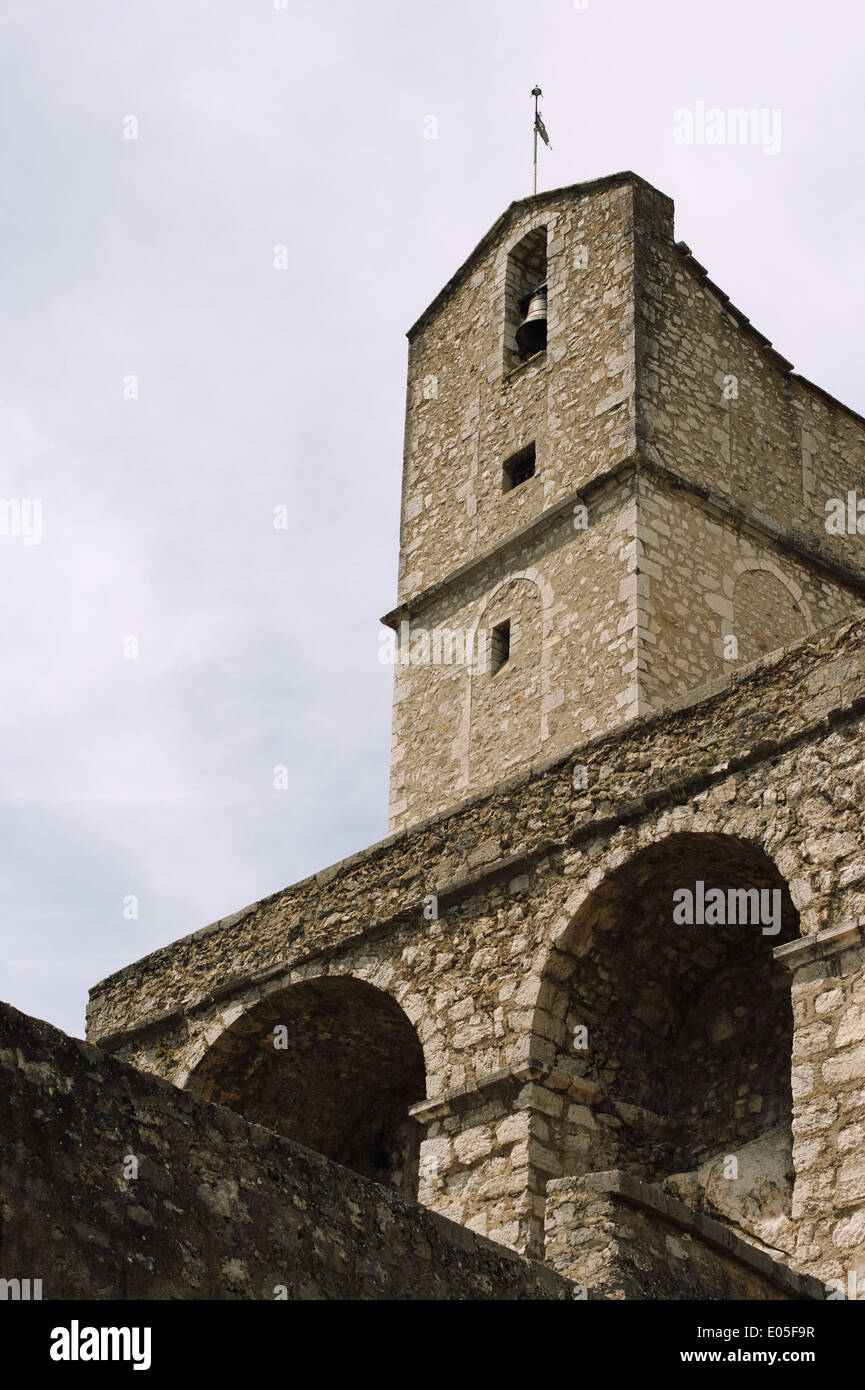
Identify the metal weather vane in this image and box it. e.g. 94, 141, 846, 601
532, 86, 552, 195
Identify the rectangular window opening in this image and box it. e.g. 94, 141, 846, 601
490, 619, 511, 674
503, 443, 537, 493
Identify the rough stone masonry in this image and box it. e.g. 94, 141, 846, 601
13, 172, 865, 1300
86, 610, 865, 1293
383, 173, 865, 834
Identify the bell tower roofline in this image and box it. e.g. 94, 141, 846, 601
406, 170, 661, 340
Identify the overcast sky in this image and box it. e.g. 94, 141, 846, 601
1, 0, 862, 1039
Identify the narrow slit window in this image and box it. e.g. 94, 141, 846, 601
503, 443, 536, 493
490, 620, 511, 674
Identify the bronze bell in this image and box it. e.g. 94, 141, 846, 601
516, 283, 547, 358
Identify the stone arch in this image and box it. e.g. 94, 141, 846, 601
530, 831, 799, 1245
498, 213, 559, 373
183, 975, 427, 1196
466, 571, 550, 788
502, 214, 552, 260
723, 560, 810, 664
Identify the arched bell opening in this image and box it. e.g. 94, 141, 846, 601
503, 226, 548, 372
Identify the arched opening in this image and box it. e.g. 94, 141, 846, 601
732, 568, 807, 663
185, 977, 426, 1196
470, 575, 544, 784
503, 226, 548, 373
540, 833, 798, 1250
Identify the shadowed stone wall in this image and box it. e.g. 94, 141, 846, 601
545, 1173, 825, 1301
185, 976, 425, 1195
0, 1002, 569, 1302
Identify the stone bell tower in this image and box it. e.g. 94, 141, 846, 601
382, 172, 865, 835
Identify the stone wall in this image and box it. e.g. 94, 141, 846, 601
634, 470, 863, 711
398, 174, 642, 598
387, 473, 638, 832
545, 1172, 824, 1301
4, 999, 836, 1302
633, 180, 865, 571
384, 172, 865, 832
779, 926, 865, 1286
386, 174, 646, 833
631, 177, 865, 714
0, 1001, 570, 1301
88, 611, 865, 1281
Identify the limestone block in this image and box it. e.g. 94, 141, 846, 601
664, 1126, 795, 1256
454, 1127, 494, 1166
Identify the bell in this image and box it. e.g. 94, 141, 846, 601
516, 283, 547, 358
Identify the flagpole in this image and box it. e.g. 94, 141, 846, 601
532, 86, 541, 195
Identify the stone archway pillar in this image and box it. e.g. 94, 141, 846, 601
410, 1057, 601, 1261
774, 917, 865, 1295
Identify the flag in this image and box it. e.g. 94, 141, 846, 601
535, 111, 552, 149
